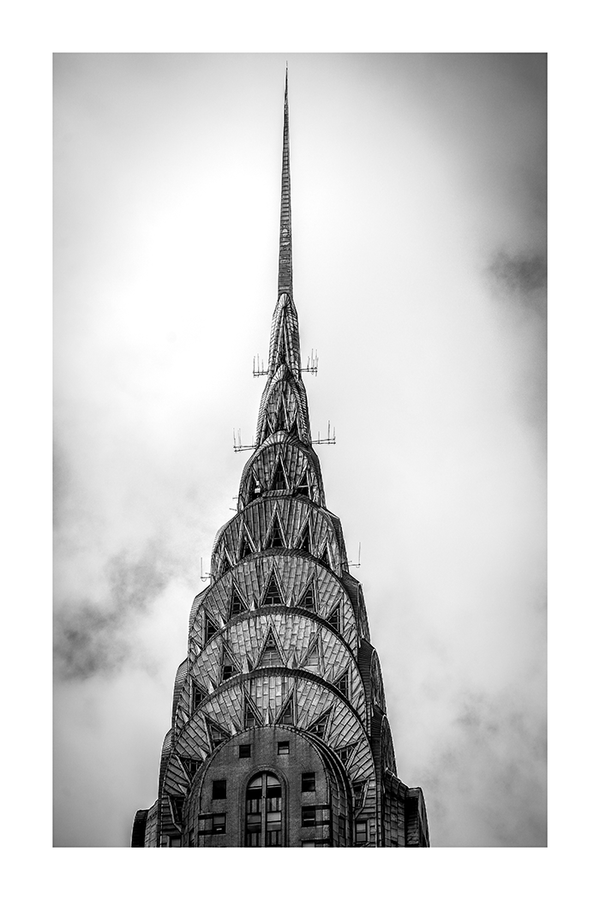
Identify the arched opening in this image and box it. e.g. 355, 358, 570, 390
245, 772, 284, 846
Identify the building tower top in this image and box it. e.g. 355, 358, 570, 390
255, 69, 311, 448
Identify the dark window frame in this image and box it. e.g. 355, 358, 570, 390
212, 779, 227, 800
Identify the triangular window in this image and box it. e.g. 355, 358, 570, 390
327, 604, 341, 633
302, 637, 320, 672
192, 679, 207, 710
239, 530, 254, 560
257, 629, 284, 668
298, 581, 315, 610
180, 756, 202, 781
244, 695, 262, 729
219, 553, 231, 576
308, 708, 331, 740
262, 571, 283, 605
297, 520, 311, 553
266, 514, 285, 549
271, 458, 288, 491
206, 716, 229, 749
334, 670, 349, 698
320, 543, 330, 567
205, 613, 219, 643
296, 471, 310, 497
230, 584, 246, 617
277, 695, 295, 726
337, 744, 357, 767
221, 644, 239, 682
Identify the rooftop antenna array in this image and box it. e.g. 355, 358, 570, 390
312, 420, 336, 446
253, 349, 318, 377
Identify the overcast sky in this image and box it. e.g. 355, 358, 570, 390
53, 52, 547, 848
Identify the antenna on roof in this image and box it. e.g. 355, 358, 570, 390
312, 420, 336, 446
233, 428, 257, 453
200, 558, 211, 582
348, 543, 362, 569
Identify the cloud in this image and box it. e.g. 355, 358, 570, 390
54, 540, 174, 680
488, 249, 547, 317
422, 688, 547, 846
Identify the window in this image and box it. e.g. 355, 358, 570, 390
212, 814, 226, 834
279, 697, 294, 725
353, 781, 365, 805
198, 814, 227, 836
335, 671, 349, 698
258, 630, 283, 667
212, 780, 227, 800
298, 581, 315, 610
239, 744, 251, 758
267, 517, 285, 548
192, 681, 207, 710
297, 521, 311, 551
205, 614, 218, 642
296, 474, 310, 497
222, 664, 235, 681
230, 585, 245, 616
355, 820, 367, 844
244, 698, 259, 728
240, 532, 253, 559
245, 772, 284, 847
262, 572, 283, 605
302, 806, 316, 827
327, 605, 340, 632
301, 772, 316, 793
181, 756, 201, 780
170, 797, 184, 824
302, 806, 330, 827
277, 741, 289, 755
308, 709, 330, 739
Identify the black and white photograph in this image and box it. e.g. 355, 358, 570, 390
53, 52, 547, 852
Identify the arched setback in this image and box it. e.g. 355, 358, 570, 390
237, 435, 326, 509
211, 496, 348, 576
184, 727, 351, 847
186, 611, 365, 720
189, 554, 361, 654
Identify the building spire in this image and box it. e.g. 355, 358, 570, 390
278, 63, 292, 297
254, 67, 311, 447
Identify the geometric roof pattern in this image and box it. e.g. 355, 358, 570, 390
132, 68, 429, 849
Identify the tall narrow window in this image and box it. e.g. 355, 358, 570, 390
245, 772, 284, 847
